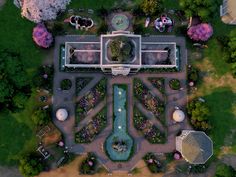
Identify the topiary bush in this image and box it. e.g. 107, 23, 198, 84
33, 23, 53, 48
169, 79, 180, 90
60, 79, 72, 90
187, 23, 213, 42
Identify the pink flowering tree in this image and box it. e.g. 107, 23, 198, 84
33, 23, 53, 48
187, 23, 213, 41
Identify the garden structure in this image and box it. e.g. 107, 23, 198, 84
52, 32, 212, 172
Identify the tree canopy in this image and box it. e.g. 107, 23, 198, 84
187, 99, 211, 131
214, 163, 236, 177
179, 0, 217, 21
0, 50, 30, 110
140, 0, 163, 16
19, 153, 44, 177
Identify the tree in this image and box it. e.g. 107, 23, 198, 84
0, 50, 30, 109
232, 63, 236, 78
32, 108, 51, 126
33, 23, 53, 48
227, 29, 236, 63
21, 0, 71, 23
187, 23, 213, 42
179, 0, 217, 21
19, 153, 44, 177
187, 99, 211, 131
13, 93, 28, 110
140, 0, 163, 16
214, 163, 236, 177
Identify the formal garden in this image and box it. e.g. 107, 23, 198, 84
133, 108, 166, 144
76, 78, 106, 124
0, 0, 236, 176
133, 78, 165, 124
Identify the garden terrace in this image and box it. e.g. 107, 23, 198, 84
75, 108, 107, 143
133, 78, 165, 124
76, 78, 106, 123
134, 108, 166, 144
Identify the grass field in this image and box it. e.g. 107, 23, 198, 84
0, 92, 39, 165
0, 2, 44, 165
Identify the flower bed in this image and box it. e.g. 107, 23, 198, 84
134, 78, 165, 120
148, 77, 165, 94
75, 108, 107, 143
76, 78, 106, 122
79, 153, 97, 175
76, 77, 92, 95
143, 153, 166, 173
169, 79, 180, 90
133, 108, 165, 144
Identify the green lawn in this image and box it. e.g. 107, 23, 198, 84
204, 39, 231, 76
0, 1, 45, 69
0, 2, 44, 165
203, 87, 236, 155
0, 92, 39, 166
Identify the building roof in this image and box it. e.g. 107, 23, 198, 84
56, 108, 68, 121
173, 109, 185, 122
181, 131, 213, 164
221, 0, 236, 24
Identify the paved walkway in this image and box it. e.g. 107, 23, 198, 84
52, 35, 191, 172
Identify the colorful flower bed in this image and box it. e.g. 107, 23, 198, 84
143, 153, 166, 173
79, 153, 97, 174
76, 78, 106, 122
134, 78, 165, 120
76, 77, 93, 95
148, 77, 165, 94
75, 108, 107, 143
133, 108, 165, 144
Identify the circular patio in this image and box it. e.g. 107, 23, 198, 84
111, 14, 129, 31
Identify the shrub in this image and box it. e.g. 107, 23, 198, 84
188, 66, 199, 83
187, 99, 211, 131
214, 163, 236, 177
79, 153, 97, 175
187, 23, 213, 42
19, 153, 45, 177
169, 79, 180, 90
33, 65, 54, 91
33, 23, 53, 48
32, 108, 51, 126
60, 79, 72, 90
96, 21, 108, 35
232, 63, 236, 78
143, 153, 165, 173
